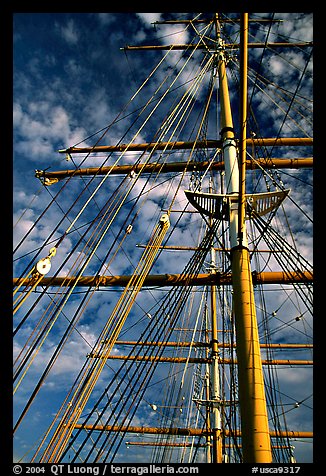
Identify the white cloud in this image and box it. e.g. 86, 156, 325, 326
13, 100, 87, 162
159, 24, 189, 45
268, 56, 286, 76
136, 13, 162, 26
96, 13, 116, 26
276, 13, 313, 43
58, 19, 79, 45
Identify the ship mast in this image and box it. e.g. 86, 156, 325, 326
217, 13, 272, 462
208, 177, 223, 463
207, 15, 224, 464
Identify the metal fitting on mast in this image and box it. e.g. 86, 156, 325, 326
159, 213, 170, 227
35, 247, 57, 276
35, 169, 59, 186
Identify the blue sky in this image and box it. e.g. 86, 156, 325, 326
13, 12, 313, 464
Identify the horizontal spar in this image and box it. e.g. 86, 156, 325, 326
114, 341, 313, 349
122, 42, 313, 51
13, 271, 313, 288
37, 158, 313, 180
126, 442, 207, 448
86, 354, 313, 365
72, 423, 313, 439
153, 19, 284, 25
124, 442, 294, 449
59, 137, 313, 154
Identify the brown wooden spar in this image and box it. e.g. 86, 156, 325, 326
72, 423, 313, 440
122, 42, 313, 51
126, 442, 207, 448
57, 137, 312, 154
87, 354, 313, 366
12, 270, 313, 288
114, 341, 313, 350
35, 158, 313, 181
152, 18, 284, 25
125, 441, 299, 450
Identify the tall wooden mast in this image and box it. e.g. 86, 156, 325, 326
218, 13, 272, 462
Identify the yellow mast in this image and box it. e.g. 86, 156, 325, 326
218, 13, 272, 462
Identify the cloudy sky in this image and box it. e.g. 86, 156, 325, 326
13, 12, 313, 464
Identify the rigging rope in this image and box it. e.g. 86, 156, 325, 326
35, 214, 170, 462
47, 219, 220, 463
